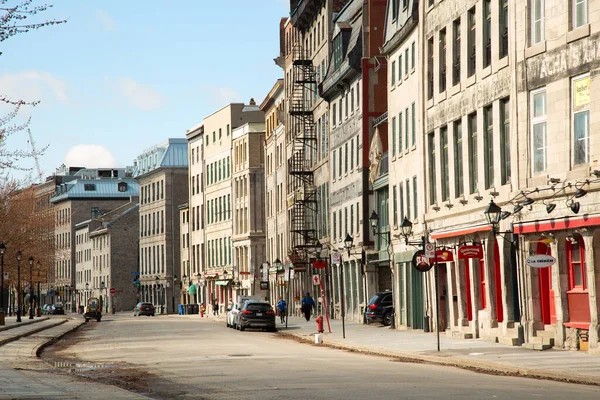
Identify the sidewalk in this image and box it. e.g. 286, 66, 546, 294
267, 316, 600, 386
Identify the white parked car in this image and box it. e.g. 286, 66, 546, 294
227, 296, 260, 329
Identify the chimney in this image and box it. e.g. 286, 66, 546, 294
249, 98, 256, 106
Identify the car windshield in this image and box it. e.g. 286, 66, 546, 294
88, 300, 98, 309
246, 303, 271, 312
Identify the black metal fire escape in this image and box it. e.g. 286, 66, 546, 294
288, 45, 318, 270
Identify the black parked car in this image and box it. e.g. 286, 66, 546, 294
365, 291, 393, 326
133, 302, 155, 317
50, 303, 65, 315
236, 300, 276, 332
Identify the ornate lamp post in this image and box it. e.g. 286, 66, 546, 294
85, 282, 89, 305
28, 257, 34, 319
16, 251, 22, 323
0, 242, 5, 324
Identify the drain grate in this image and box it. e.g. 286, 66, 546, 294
227, 354, 252, 358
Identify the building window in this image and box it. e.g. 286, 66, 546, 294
468, 7, 476, 77
411, 41, 415, 70
441, 126, 449, 201
499, 0, 509, 59
428, 132, 437, 205
338, 148, 342, 178
334, 34, 343, 69
453, 18, 461, 86
439, 28, 447, 92
572, 0, 588, 30
572, 74, 590, 165
391, 61, 396, 86
398, 112, 403, 152
338, 210, 342, 240
392, 0, 398, 19
500, 98, 511, 185
350, 139, 354, 169
399, 182, 404, 220
531, 0, 545, 45
454, 120, 463, 197
484, 105, 494, 189
411, 103, 416, 146
412, 176, 418, 219
427, 37, 434, 100
344, 142, 349, 173
483, 0, 492, 68
332, 212, 337, 241
468, 112, 478, 193
393, 185, 398, 226
405, 179, 411, 220
531, 88, 547, 173
567, 234, 586, 290
398, 54, 402, 81
405, 107, 409, 149
391, 116, 397, 156
405, 48, 409, 75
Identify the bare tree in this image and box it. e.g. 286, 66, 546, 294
0, 1, 65, 171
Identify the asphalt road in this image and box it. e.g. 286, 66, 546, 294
43, 314, 600, 400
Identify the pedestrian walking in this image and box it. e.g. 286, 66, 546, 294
212, 299, 219, 316
301, 292, 315, 322
276, 296, 287, 323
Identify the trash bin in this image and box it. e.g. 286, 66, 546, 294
190, 304, 199, 315
178, 304, 185, 315
78, 305, 84, 314
185, 304, 194, 315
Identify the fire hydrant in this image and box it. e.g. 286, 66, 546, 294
316, 315, 324, 333
200, 303, 206, 318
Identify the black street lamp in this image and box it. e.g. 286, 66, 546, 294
28, 257, 34, 319
0, 242, 5, 322
483, 199, 503, 233
16, 251, 22, 323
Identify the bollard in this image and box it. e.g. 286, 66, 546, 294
315, 333, 323, 344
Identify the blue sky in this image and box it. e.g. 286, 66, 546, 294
1, 0, 288, 181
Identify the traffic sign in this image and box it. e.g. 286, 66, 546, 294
332, 251, 341, 265
3, 272, 8, 280
425, 243, 435, 258
110, 287, 116, 296
312, 275, 320, 285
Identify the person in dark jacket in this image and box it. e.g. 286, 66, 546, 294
301, 292, 315, 321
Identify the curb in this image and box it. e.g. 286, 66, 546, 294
0, 318, 68, 347
276, 330, 600, 387
0, 317, 50, 332
34, 319, 86, 358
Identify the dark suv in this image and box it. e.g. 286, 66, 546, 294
237, 300, 276, 332
365, 291, 393, 326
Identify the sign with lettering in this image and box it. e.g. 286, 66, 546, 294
574, 76, 590, 109
457, 245, 484, 260
434, 249, 454, 263
412, 250, 432, 272
526, 254, 556, 268
332, 252, 341, 265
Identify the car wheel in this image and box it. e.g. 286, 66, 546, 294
96, 318, 101, 322
383, 312, 393, 327
239, 324, 245, 332
85, 318, 89, 323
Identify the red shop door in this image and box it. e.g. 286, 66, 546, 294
537, 242, 555, 325
493, 240, 504, 323
465, 260, 473, 321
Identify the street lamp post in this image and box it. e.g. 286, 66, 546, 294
16, 251, 22, 323
36, 261, 41, 317
0, 242, 6, 325
85, 282, 89, 306
28, 257, 34, 319
341, 233, 354, 339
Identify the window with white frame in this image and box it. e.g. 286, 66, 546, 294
572, 74, 590, 165
531, 88, 547, 173
531, 0, 545, 45
572, 0, 588, 30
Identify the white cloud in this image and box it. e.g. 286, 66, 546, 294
96, 9, 117, 32
0, 70, 69, 105
115, 77, 164, 111
63, 145, 120, 168
201, 85, 243, 108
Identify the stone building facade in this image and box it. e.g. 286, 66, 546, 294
232, 123, 267, 299
50, 174, 139, 312
134, 139, 188, 314
198, 102, 264, 315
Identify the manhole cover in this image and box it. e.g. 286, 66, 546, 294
54, 361, 113, 372
228, 354, 252, 357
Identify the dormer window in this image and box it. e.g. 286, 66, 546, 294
333, 34, 343, 69
118, 182, 128, 192
84, 184, 96, 191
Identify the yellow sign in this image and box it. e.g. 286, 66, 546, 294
574, 76, 590, 109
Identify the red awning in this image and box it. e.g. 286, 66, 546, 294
514, 215, 600, 234
431, 224, 492, 240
